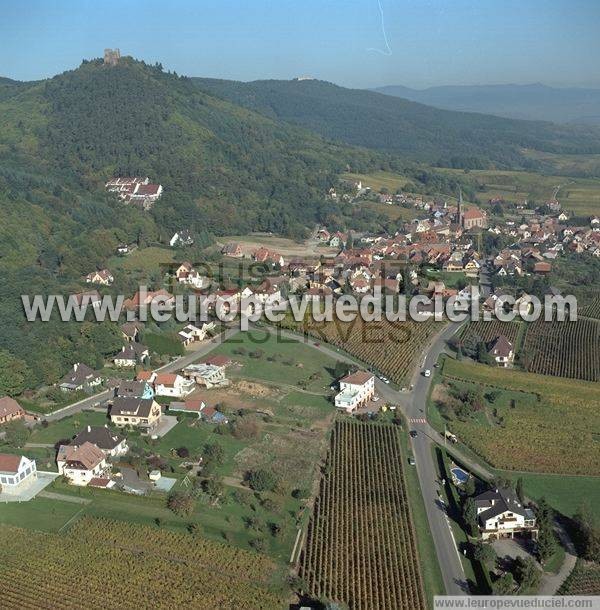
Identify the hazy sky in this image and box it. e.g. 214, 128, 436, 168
2, 0, 600, 88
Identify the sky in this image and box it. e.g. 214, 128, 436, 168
2, 0, 600, 89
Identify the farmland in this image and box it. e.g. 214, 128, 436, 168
0, 517, 286, 609
558, 560, 600, 595
284, 315, 441, 385
580, 295, 600, 319
522, 318, 600, 381
300, 420, 426, 610
460, 319, 523, 345
435, 358, 600, 475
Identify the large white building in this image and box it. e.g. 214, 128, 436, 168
334, 370, 375, 413
0, 454, 37, 494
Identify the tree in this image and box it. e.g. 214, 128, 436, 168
462, 497, 478, 536
4, 420, 29, 448
0, 350, 30, 396
472, 540, 495, 566
537, 526, 557, 564
516, 477, 525, 503
513, 556, 540, 590
463, 476, 476, 497
493, 572, 514, 595
245, 469, 277, 493
167, 492, 195, 516
176, 446, 190, 458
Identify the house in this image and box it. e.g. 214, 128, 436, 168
0, 396, 25, 425
123, 289, 175, 312
153, 373, 196, 398
177, 323, 213, 346
72, 425, 128, 457
334, 370, 375, 413
110, 397, 162, 432
533, 261, 552, 274
115, 379, 154, 400
70, 290, 102, 310
85, 269, 114, 285
221, 242, 243, 258
475, 487, 537, 540
202, 354, 232, 368
116, 243, 131, 255
182, 363, 227, 388
252, 247, 284, 267
175, 262, 209, 289
112, 343, 149, 368
59, 363, 102, 392
487, 335, 515, 367
121, 322, 143, 342
0, 454, 37, 494
199, 405, 229, 424
57, 442, 109, 486
169, 230, 194, 247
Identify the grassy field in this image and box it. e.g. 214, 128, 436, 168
28, 410, 109, 444
438, 167, 600, 215
109, 245, 175, 274
212, 328, 339, 392
0, 498, 84, 532
435, 358, 600, 475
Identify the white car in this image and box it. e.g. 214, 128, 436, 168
423, 369, 431, 378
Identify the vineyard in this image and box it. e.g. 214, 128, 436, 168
558, 560, 600, 595
0, 517, 286, 609
580, 295, 600, 319
300, 420, 426, 610
460, 319, 522, 345
289, 315, 441, 385
522, 318, 600, 381
440, 359, 600, 475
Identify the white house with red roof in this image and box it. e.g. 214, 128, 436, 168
0, 454, 38, 494
0, 397, 25, 425
85, 269, 114, 285
57, 442, 109, 486
335, 370, 375, 413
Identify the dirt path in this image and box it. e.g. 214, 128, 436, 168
38, 491, 92, 505
538, 519, 578, 594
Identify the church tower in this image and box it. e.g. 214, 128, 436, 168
457, 187, 463, 227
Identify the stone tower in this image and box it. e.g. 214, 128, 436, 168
103, 48, 121, 66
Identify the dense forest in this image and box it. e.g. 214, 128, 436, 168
193, 77, 600, 170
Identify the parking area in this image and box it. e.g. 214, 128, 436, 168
492, 536, 539, 564
152, 415, 178, 438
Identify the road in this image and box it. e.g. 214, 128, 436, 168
43, 326, 240, 422
277, 323, 476, 594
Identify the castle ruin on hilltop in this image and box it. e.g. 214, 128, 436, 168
103, 48, 120, 66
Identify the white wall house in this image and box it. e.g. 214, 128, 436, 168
182, 363, 226, 389
475, 487, 538, 541
153, 373, 196, 398
57, 442, 109, 486
0, 454, 37, 494
334, 371, 375, 413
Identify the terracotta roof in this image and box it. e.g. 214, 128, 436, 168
154, 373, 178, 386
0, 453, 22, 473
58, 442, 105, 470
202, 355, 231, 367
341, 370, 374, 385
0, 396, 24, 419
463, 208, 485, 220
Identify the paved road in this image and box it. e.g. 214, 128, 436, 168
43, 326, 240, 422
276, 322, 473, 594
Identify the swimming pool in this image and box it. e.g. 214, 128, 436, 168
451, 467, 469, 484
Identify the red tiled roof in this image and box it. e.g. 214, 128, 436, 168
0, 396, 24, 419
0, 453, 22, 473
341, 371, 374, 385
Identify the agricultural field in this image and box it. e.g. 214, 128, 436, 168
0, 517, 287, 609
558, 560, 600, 595
436, 358, 600, 475
342, 170, 411, 193
284, 315, 441, 386
522, 318, 600, 381
300, 420, 426, 610
580, 295, 600, 319
460, 319, 523, 345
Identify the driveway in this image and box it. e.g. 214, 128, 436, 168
153, 415, 178, 438
492, 537, 538, 563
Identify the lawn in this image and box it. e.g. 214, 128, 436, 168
0, 498, 83, 532
28, 410, 110, 444
213, 328, 338, 392
342, 170, 411, 193
109, 245, 175, 274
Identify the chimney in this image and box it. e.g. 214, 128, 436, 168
87, 426, 91, 433
74, 363, 79, 371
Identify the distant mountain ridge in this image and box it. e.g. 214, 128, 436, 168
193, 77, 600, 169
372, 83, 600, 126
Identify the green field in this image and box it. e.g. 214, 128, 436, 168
0, 498, 84, 532
29, 410, 109, 444
435, 358, 600, 475
342, 170, 410, 192
109, 245, 175, 274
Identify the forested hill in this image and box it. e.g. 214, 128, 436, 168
0, 58, 385, 237
193, 77, 600, 170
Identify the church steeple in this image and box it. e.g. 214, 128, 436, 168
457, 187, 463, 226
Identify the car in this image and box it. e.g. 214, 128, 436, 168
408, 456, 416, 466
409, 430, 417, 438
314, 342, 320, 347
423, 369, 431, 377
